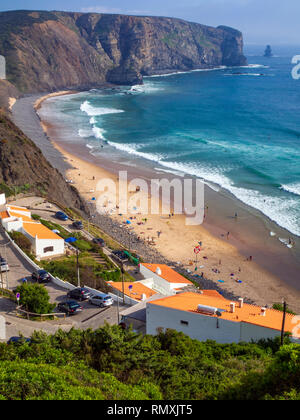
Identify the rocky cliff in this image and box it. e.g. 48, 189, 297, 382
0, 110, 86, 210
0, 10, 247, 92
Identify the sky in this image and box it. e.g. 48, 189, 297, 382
0, 0, 299, 45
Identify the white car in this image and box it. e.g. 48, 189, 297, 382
0, 261, 9, 272
89, 294, 113, 308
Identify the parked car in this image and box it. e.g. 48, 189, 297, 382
72, 220, 84, 230
0, 260, 9, 272
89, 293, 113, 308
7, 336, 31, 345
112, 250, 128, 262
67, 287, 91, 301
55, 211, 68, 221
93, 238, 106, 247
31, 270, 51, 283
57, 301, 83, 316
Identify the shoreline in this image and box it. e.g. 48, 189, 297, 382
12, 90, 300, 312
34, 90, 78, 111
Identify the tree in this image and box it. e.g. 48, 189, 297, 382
15, 283, 55, 315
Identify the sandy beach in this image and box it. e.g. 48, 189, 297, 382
11, 91, 300, 312
47, 130, 300, 312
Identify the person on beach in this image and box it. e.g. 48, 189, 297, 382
227, 232, 230, 240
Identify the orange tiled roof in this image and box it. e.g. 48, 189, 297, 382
148, 292, 296, 333
23, 222, 62, 240
7, 205, 31, 213
9, 211, 33, 222
108, 281, 158, 301
0, 211, 9, 220
142, 263, 193, 285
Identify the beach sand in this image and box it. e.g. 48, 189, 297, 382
47, 136, 300, 312
12, 90, 300, 313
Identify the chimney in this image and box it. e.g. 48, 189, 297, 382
230, 303, 235, 313
238, 298, 244, 308
261, 307, 267, 317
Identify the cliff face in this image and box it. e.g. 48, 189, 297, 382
0, 110, 86, 210
0, 11, 247, 92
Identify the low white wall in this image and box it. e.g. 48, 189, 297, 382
0, 193, 6, 206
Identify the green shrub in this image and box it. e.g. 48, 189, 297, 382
15, 283, 56, 315
10, 231, 32, 253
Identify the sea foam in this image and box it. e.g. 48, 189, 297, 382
80, 100, 124, 117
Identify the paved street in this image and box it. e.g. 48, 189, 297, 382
0, 210, 123, 341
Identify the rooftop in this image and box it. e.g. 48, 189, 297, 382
108, 281, 158, 301
148, 292, 296, 333
22, 222, 62, 240
142, 263, 193, 285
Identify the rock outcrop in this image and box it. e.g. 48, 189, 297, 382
0, 10, 247, 92
0, 110, 86, 211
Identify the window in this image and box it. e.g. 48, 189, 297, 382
180, 320, 189, 326
43, 246, 54, 253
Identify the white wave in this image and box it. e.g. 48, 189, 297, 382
224, 73, 264, 77
107, 141, 164, 163
129, 82, 164, 94
92, 126, 106, 140
146, 66, 227, 79
154, 167, 185, 178
80, 101, 124, 117
78, 129, 93, 138
281, 183, 300, 197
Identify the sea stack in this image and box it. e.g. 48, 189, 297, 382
264, 45, 273, 57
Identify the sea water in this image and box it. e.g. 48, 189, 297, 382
39, 45, 300, 237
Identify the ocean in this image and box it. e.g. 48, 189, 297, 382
39, 45, 300, 238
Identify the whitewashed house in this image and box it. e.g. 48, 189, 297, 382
0, 204, 65, 259
146, 291, 299, 344
139, 263, 193, 296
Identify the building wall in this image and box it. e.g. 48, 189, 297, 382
146, 304, 241, 344
146, 304, 286, 344
0, 194, 5, 206
240, 322, 282, 342
3, 218, 23, 232
34, 238, 65, 258
140, 265, 188, 295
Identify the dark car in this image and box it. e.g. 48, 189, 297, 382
112, 250, 128, 262
67, 287, 91, 301
57, 301, 83, 316
55, 211, 68, 221
32, 270, 51, 283
72, 221, 84, 230
7, 336, 31, 345
93, 238, 106, 247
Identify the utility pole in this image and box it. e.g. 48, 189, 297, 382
281, 300, 287, 346
121, 264, 125, 305
76, 246, 80, 288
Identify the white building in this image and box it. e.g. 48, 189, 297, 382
139, 263, 193, 296
0, 204, 65, 259
0, 193, 6, 206
146, 291, 299, 344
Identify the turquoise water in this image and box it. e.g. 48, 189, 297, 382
40, 45, 300, 237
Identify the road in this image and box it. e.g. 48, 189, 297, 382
0, 218, 122, 342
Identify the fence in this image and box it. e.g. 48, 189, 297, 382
16, 306, 66, 321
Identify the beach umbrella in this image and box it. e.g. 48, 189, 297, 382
126, 220, 132, 225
